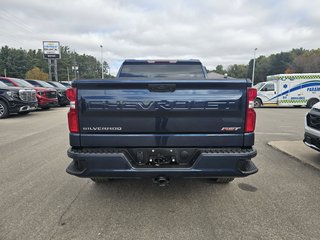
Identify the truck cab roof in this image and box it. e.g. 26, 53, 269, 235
118, 59, 206, 79
123, 59, 201, 64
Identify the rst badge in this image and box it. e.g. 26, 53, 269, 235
221, 127, 241, 132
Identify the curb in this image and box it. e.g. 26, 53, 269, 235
268, 141, 320, 171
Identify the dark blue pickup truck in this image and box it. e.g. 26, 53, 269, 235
66, 60, 258, 185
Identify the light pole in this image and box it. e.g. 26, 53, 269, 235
72, 65, 78, 80
100, 45, 103, 79
105, 62, 110, 75
67, 67, 70, 82
252, 48, 258, 87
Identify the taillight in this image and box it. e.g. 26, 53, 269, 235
245, 88, 257, 132
66, 88, 79, 133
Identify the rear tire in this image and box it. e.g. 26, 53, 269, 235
91, 177, 112, 183
212, 178, 235, 184
41, 107, 50, 110
0, 100, 9, 119
306, 98, 319, 108
254, 99, 262, 108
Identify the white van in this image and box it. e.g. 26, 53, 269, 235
254, 73, 320, 108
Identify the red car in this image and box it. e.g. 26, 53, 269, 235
0, 77, 58, 109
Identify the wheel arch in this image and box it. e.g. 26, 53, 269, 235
306, 98, 319, 108
255, 97, 263, 103
0, 96, 10, 106
0, 97, 10, 118
254, 97, 263, 107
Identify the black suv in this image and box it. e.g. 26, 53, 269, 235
47, 81, 70, 106
0, 81, 37, 119
26, 79, 69, 106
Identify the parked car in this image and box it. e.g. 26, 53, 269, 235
47, 81, 69, 89
60, 81, 72, 88
0, 77, 58, 110
26, 79, 69, 106
0, 81, 37, 118
304, 102, 320, 151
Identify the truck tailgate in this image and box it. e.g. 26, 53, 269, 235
73, 79, 252, 147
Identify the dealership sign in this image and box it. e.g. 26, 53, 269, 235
43, 41, 60, 59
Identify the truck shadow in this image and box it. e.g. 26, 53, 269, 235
54, 177, 260, 239
55, 178, 244, 239
88, 178, 235, 200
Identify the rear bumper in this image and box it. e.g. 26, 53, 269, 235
66, 147, 258, 178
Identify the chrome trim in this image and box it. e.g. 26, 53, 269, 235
19, 106, 30, 112
304, 141, 320, 152
19, 89, 37, 102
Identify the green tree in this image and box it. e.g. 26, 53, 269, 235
215, 65, 225, 74
25, 67, 48, 80
227, 64, 248, 78
0, 45, 113, 80
247, 49, 306, 83
0, 46, 28, 78
291, 49, 320, 73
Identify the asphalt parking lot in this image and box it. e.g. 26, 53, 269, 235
0, 108, 319, 240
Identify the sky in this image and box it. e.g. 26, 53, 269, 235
1, 0, 320, 74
